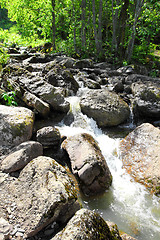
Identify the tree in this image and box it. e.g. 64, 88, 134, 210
126, 0, 144, 62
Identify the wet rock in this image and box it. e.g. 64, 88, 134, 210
120, 233, 137, 240
0, 156, 81, 238
80, 89, 130, 127
36, 126, 61, 148
119, 123, 160, 195
61, 70, 79, 94
51, 208, 113, 240
0, 105, 34, 147
1, 141, 43, 173
106, 221, 122, 240
62, 133, 112, 196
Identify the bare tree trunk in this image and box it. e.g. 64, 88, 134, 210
92, 0, 103, 56
51, 0, 56, 50
111, 0, 120, 52
117, 0, 129, 59
98, 0, 103, 54
81, 0, 86, 49
92, 0, 99, 52
126, 0, 144, 62
72, 0, 77, 52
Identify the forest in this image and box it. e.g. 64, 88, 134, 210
0, 0, 160, 69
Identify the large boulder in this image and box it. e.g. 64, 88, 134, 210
0, 141, 43, 173
1, 63, 70, 113
18, 76, 70, 113
131, 82, 160, 119
62, 133, 112, 196
52, 208, 113, 240
119, 123, 160, 195
45, 69, 79, 95
0, 156, 80, 238
80, 89, 130, 127
0, 105, 34, 148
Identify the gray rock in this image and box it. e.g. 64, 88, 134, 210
1, 141, 43, 173
0, 156, 80, 238
62, 133, 112, 196
22, 91, 50, 117
52, 208, 113, 240
0, 106, 34, 147
36, 126, 61, 147
74, 59, 93, 69
77, 76, 101, 89
131, 82, 160, 118
119, 123, 160, 195
80, 89, 130, 127
0, 217, 13, 239
18, 76, 70, 113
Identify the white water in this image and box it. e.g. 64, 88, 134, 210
57, 94, 160, 240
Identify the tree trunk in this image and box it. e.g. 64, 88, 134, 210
92, 0, 103, 56
126, 0, 144, 62
81, 0, 86, 49
98, 0, 103, 54
72, 0, 77, 52
51, 0, 56, 50
117, 0, 129, 59
111, 0, 120, 52
92, 0, 98, 52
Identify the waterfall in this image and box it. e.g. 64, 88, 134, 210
56, 90, 160, 240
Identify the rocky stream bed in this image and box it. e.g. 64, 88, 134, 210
0, 47, 160, 240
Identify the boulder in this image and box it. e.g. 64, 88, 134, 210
0, 141, 43, 173
22, 91, 50, 117
62, 133, 112, 196
80, 89, 130, 127
119, 123, 160, 195
77, 76, 101, 89
51, 208, 113, 240
18, 76, 70, 113
36, 126, 61, 148
45, 69, 79, 96
74, 59, 93, 69
0, 105, 34, 147
131, 82, 160, 119
0, 156, 80, 238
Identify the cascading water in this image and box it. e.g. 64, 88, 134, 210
57, 89, 160, 240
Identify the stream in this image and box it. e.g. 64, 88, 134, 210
56, 89, 160, 240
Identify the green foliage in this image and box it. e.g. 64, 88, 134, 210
1, 91, 18, 106
0, 44, 9, 69
0, 0, 159, 64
